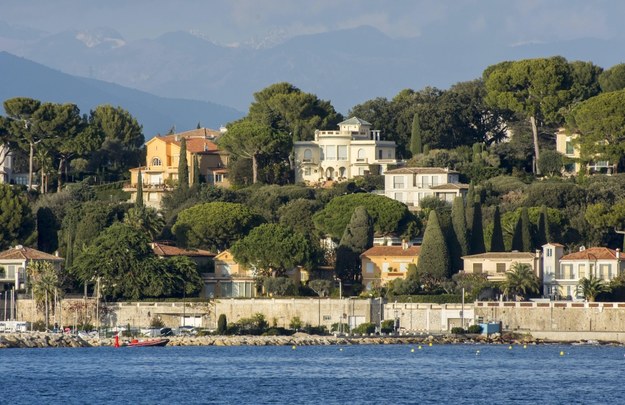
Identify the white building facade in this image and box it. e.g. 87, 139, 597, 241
293, 117, 398, 184
383, 167, 469, 209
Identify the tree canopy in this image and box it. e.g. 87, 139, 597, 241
0, 184, 34, 250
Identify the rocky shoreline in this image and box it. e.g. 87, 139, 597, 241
1, 331, 620, 349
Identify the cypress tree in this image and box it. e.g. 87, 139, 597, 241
511, 207, 532, 251
410, 113, 423, 156
193, 156, 201, 185
490, 206, 505, 252
178, 137, 189, 190
451, 197, 469, 271
465, 183, 476, 233
136, 170, 144, 208
416, 210, 450, 278
536, 205, 550, 246
469, 202, 486, 254
335, 206, 374, 281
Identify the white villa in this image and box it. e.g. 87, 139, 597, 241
293, 117, 398, 184
383, 167, 469, 209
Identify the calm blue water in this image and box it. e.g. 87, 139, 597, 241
2, 343, 624, 404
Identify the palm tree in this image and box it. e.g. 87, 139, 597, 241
27, 260, 61, 329
123, 206, 165, 240
576, 275, 608, 302
503, 262, 540, 301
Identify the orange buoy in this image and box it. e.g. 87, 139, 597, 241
114, 334, 120, 348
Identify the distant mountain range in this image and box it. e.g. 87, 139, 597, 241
1, 24, 624, 131
0, 52, 243, 139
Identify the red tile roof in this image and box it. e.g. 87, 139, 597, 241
561, 247, 619, 261
0, 246, 63, 261
151, 242, 215, 258
156, 128, 224, 154
462, 252, 536, 260
361, 245, 421, 257
385, 167, 458, 175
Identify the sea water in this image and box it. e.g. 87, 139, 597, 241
2, 344, 624, 404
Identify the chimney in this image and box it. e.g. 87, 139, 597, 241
402, 239, 408, 251
617, 248, 621, 260
535, 249, 541, 259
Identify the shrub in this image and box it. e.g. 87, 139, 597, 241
353, 322, 376, 335
217, 314, 227, 334
233, 313, 269, 335
331, 322, 350, 333
289, 316, 303, 331
467, 324, 483, 334
150, 317, 165, 328
301, 324, 328, 335
263, 327, 292, 336
451, 327, 465, 334
32, 320, 46, 332
264, 277, 298, 297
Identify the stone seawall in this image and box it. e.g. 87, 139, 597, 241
0, 332, 92, 349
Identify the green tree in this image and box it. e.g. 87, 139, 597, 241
193, 156, 200, 185
567, 89, 625, 173
409, 113, 423, 156
0, 184, 34, 250
217, 314, 227, 334
136, 170, 144, 207
27, 260, 61, 329
247, 82, 342, 142
576, 274, 608, 302
218, 120, 291, 184
511, 207, 532, 252
178, 137, 189, 189
451, 196, 469, 271
416, 210, 450, 279
123, 206, 165, 241
490, 206, 505, 252
465, 182, 476, 233
231, 223, 313, 277
335, 206, 374, 282
469, 203, 485, 254
537, 150, 565, 176
599, 63, 625, 93
536, 206, 550, 247
503, 262, 540, 300
313, 193, 418, 240
172, 202, 265, 251
484, 57, 579, 174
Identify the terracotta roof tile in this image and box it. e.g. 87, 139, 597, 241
361, 245, 421, 257
462, 252, 536, 260
561, 247, 619, 261
430, 183, 469, 190
152, 242, 215, 257
0, 246, 64, 261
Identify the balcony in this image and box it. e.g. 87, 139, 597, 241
123, 183, 174, 192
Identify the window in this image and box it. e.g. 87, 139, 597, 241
578, 264, 585, 278
431, 176, 439, 186
366, 263, 374, 274
320, 147, 325, 161
387, 150, 392, 159
357, 149, 366, 161
546, 248, 553, 257
382, 263, 390, 272
496, 263, 506, 273
151, 157, 162, 166
565, 140, 574, 155
399, 263, 407, 272
599, 264, 610, 279
8, 265, 15, 279
303, 149, 312, 162
338, 145, 347, 160
472, 263, 482, 274
394, 192, 403, 201
339, 167, 346, 177
326, 145, 336, 161
562, 264, 573, 279
323, 315, 332, 321
358, 167, 365, 175
421, 176, 429, 188
378, 149, 383, 159
215, 174, 224, 183
393, 176, 405, 189
304, 167, 311, 176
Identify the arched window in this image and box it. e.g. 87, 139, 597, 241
357, 149, 366, 160
303, 149, 312, 162
151, 157, 162, 166
339, 167, 346, 178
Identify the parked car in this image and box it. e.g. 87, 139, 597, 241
159, 327, 174, 336
177, 326, 197, 335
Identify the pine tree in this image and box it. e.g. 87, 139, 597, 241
536, 205, 550, 246
197, 122, 201, 129
136, 170, 144, 208
193, 156, 201, 185
511, 207, 532, 251
410, 113, 423, 156
465, 183, 476, 233
451, 197, 469, 271
490, 206, 505, 252
416, 210, 450, 278
335, 206, 373, 282
178, 137, 189, 190
469, 202, 486, 254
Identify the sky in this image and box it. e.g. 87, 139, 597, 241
2, 0, 624, 46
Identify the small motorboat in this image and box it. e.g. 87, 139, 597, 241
127, 338, 169, 347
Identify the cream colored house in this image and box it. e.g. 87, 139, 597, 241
360, 243, 421, 291
545, 246, 625, 300
384, 167, 469, 209
0, 245, 64, 292
124, 128, 230, 209
461, 251, 542, 283
293, 117, 398, 184
556, 128, 614, 175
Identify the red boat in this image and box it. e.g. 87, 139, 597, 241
127, 338, 169, 347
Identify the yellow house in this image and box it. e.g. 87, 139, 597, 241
461, 251, 542, 283
555, 128, 614, 175
360, 244, 420, 290
124, 128, 231, 208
